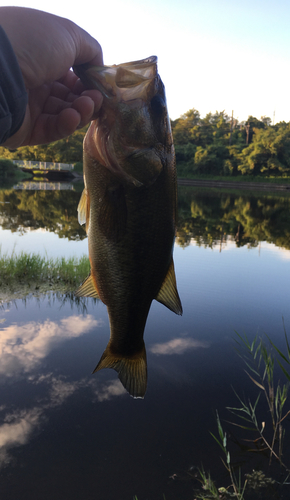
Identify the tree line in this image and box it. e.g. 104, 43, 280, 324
0, 128, 86, 165
172, 110, 290, 177
1, 110, 290, 178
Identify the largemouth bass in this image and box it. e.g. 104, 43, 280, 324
75, 56, 182, 398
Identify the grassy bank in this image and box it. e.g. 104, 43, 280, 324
0, 250, 90, 302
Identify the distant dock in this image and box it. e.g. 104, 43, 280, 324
13, 160, 80, 180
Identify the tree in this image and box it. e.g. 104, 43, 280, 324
0, 127, 87, 164
238, 125, 290, 176
172, 108, 200, 145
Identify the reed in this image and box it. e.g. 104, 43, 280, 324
195, 327, 290, 499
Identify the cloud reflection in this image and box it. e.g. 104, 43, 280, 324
92, 379, 127, 401
150, 337, 209, 355
0, 407, 43, 467
0, 311, 129, 469
0, 374, 127, 469
0, 315, 102, 376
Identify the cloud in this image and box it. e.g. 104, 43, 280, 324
149, 337, 209, 355
0, 315, 102, 377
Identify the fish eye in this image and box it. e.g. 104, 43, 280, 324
150, 95, 166, 115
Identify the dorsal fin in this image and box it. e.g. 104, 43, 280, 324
156, 259, 183, 315
93, 341, 147, 398
75, 274, 100, 299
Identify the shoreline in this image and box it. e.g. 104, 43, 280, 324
177, 178, 290, 191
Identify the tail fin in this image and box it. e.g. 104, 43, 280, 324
93, 342, 147, 399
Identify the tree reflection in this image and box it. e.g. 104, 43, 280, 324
0, 189, 86, 240
2, 186, 290, 251
177, 187, 290, 250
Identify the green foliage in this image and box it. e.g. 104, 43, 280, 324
73, 161, 83, 174
0, 158, 16, 175
0, 127, 87, 164
238, 125, 290, 176
1, 107, 290, 180
172, 108, 290, 178
0, 158, 31, 188
171, 108, 201, 145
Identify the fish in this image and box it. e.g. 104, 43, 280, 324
74, 56, 182, 398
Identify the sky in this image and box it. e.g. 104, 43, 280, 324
3, 0, 290, 124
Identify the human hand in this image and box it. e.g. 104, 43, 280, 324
1, 7, 103, 148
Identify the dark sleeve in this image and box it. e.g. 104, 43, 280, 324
0, 25, 28, 145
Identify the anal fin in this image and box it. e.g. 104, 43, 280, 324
75, 274, 100, 299
156, 258, 183, 315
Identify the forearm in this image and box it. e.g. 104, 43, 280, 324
0, 25, 28, 145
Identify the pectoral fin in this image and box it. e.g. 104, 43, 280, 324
77, 187, 90, 232
156, 259, 183, 315
93, 342, 147, 398
75, 274, 99, 299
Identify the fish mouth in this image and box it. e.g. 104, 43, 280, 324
79, 56, 162, 187
74, 56, 158, 102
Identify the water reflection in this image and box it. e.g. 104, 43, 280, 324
1, 292, 98, 313
14, 181, 74, 191
1, 186, 290, 498
177, 187, 290, 250
2, 186, 290, 252
0, 406, 43, 468
0, 314, 101, 376
0, 188, 85, 240
0, 294, 128, 471
0, 373, 127, 470
150, 337, 209, 355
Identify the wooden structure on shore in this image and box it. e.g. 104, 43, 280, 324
12, 160, 79, 181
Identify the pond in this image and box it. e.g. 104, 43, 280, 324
1, 183, 290, 499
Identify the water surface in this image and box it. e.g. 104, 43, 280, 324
0, 185, 290, 499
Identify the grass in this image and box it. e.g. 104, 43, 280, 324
0, 249, 90, 301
